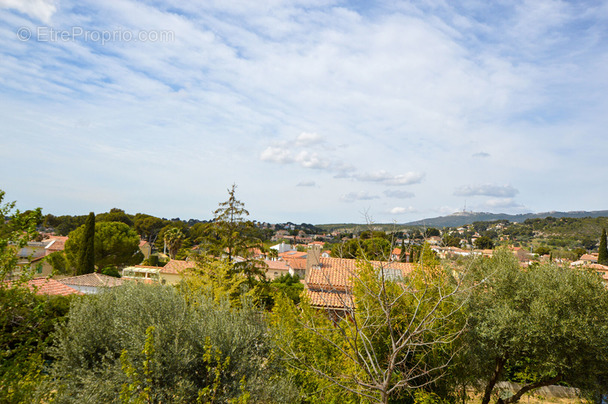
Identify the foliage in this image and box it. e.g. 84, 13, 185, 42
331, 237, 392, 260
42, 213, 87, 236
598, 228, 608, 265
458, 249, 608, 404
271, 257, 465, 404
65, 221, 143, 270
270, 273, 304, 305
442, 233, 461, 248
474, 236, 494, 250
44, 250, 69, 274
133, 214, 167, 244
0, 286, 72, 404
179, 256, 255, 308
97, 208, 134, 227
49, 283, 298, 403
77, 212, 95, 275
164, 227, 185, 259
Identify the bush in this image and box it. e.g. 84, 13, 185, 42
48, 283, 298, 403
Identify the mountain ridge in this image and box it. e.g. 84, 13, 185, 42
404, 210, 608, 228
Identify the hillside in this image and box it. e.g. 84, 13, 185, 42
404, 210, 608, 228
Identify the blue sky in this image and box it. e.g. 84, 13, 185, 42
1, 0, 607, 224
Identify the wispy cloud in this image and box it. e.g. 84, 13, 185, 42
355, 171, 425, 186
472, 152, 490, 158
296, 180, 316, 187
340, 192, 379, 203
0, 0, 57, 22
454, 184, 519, 198
389, 206, 417, 215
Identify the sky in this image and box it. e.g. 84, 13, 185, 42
1, 0, 607, 224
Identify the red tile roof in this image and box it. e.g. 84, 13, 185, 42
305, 289, 354, 310
305, 258, 414, 309
160, 260, 196, 275
12, 278, 84, 296
264, 260, 290, 271
43, 236, 68, 253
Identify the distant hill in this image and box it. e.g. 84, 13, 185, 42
405, 210, 608, 228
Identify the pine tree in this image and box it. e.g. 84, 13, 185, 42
598, 228, 608, 265
78, 212, 95, 274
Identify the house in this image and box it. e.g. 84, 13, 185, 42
122, 265, 161, 283
122, 260, 197, 285
6, 277, 83, 296
139, 240, 152, 259
58, 273, 124, 294
279, 250, 308, 277
304, 245, 414, 317
271, 242, 295, 253
390, 247, 410, 262
263, 259, 290, 280
159, 259, 197, 284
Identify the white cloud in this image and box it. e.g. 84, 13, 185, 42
296, 180, 316, 187
389, 206, 416, 215
340, 192, 379, 203
295, 132, 323, 147
0, 0, 56, 22
454, 184, 519, 198
295, 150, 329, 169
384, 189, 415, 199
260, 146, 293, 164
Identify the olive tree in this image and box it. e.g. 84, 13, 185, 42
460, 249, 608, 404
49, 283, 298, 403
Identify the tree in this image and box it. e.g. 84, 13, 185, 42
49, 283, 298, 403
271, 253, 466, 403
133, 214, 167, 244
0, 189, 66, 404
96, 208, 133, 226
474, 235, 494, 249
598, 228, 608, 265
211, 185, 257, 261
65, 221, 143, 271
201, 185, 263, 279
163, 227, 184, 259
77, 212, 95, 275
459, 249, 608, 404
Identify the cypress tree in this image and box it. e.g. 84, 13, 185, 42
399, 239, 407, 262
78, 212, 95, 274
598, 228, 608, 266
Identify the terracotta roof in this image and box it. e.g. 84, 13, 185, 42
580, 254, 598, 262
10, 278, 84, 296
264, 260, 290, 270
43, 236, 68, 253
305, 289, 354, 310
59, 273, 124, 288
279, 251, 307, 259
585, 263, 608, 271
306, 257, 413, 292
283, 256, 307, 270
160, 260, 196, 275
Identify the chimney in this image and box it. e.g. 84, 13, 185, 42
306, 244, 321, 278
